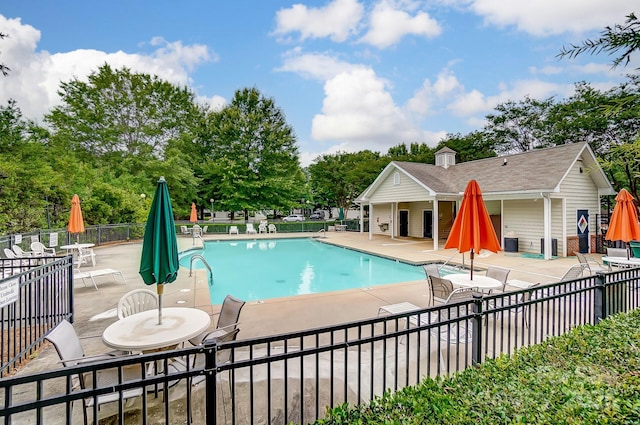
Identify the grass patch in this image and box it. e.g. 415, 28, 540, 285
314, 310, 640, 424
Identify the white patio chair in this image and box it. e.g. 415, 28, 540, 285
76, 246, 96, 267
12, 245, 33, 257
246, 223, 257, 234
117, 289, 158, 319
258, 222, 268, 233
268, 224, 277, 234
31, 241, 56, 256
229, 225, 239, 235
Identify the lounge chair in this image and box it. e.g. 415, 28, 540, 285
268, 224, 277, 234
229, 225, 239, 235
117, 289, 158, 319
45, 320, 140, 425
246, 223, 257, 234
74, 268, 126, 290
201, 225, 208, 234
180, 225, 189, 235
30, 241, 56, 256
561, 264, 586, 281
12, 245, 33, 257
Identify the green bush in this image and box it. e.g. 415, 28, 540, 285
314, 310, 640, 425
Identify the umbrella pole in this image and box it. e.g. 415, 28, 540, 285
157, 283, 164, 325
470, 249, 474, 280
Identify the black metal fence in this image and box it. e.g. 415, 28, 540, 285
0, 256, 74, 377
1, 265, 638, 424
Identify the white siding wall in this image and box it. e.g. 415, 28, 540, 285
370, 204, 392, 235
503, 199, 564, 255
503, 200, 543, 254
559, 160, 601, 252
369, 170, 429, 202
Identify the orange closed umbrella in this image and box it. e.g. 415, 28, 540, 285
605, 189, 640, 250
189, 202, 198, 223
444, 180, 501, 279
68, 194, 85, 242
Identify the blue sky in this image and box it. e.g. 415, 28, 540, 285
1, 1, 636, 165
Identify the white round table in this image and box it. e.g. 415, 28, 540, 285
60, 243, 95, 251
102, 307, 211, 352
447, 274, 503, 290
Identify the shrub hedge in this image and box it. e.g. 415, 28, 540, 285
314, 309, 640, 424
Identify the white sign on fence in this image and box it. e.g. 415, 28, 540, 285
0, 278, 19, 308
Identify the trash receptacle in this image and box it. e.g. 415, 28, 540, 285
504, 237, 518, 252
540, 238, 558, 256
630, 241, 640, 257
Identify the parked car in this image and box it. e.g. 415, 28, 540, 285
282, 214, 305, 222
309, 212, 324, 220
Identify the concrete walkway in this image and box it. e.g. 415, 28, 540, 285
17, 231, 588, 377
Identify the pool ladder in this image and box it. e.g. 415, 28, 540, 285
189, 254, 213, 285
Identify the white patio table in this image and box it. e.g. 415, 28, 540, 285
102, 307, 211, 353
601, 256, 640, 269
447, 274, 503, 291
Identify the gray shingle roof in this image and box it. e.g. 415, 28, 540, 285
392, 143, 595, 195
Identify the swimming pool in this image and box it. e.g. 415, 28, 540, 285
180, 238, 425, 304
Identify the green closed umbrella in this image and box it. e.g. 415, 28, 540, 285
338, 207, 344, 221
139, 176, 179, 325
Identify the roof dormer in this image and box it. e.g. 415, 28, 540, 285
435, 146, 456, 169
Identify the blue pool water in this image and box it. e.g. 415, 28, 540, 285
180, 238, 425, 304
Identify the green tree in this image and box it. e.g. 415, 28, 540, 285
0, 100, 60, 233
558, 13, 640, 70
0, 32, 9, 76
484, 96, 555, 154
200, 87, 305, 218
438, 131, 497, 163
309, 151, 386, 218
44, 64, 201, 221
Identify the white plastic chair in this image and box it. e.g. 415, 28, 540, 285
268, 224, 277, 234
117, 289, 159, 319
12, 245, 33, 257
76, 246, 96, 267
31, 241, 56, 256
229, 226, 239, 235
258, 222, 268, 234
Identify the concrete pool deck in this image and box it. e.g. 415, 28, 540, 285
17, 230, 589, 377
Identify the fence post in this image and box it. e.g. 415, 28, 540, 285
594, 272, 606, 323
204, 341, 218, 425
471, 293, 483, 366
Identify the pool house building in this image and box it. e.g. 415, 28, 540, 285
355, 142, 615, 259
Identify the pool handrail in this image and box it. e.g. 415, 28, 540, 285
189, 254, 213, 285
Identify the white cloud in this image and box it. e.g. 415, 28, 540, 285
311, 68, 429, 151
407, 68, 463, 114
277, 49, 365, 81
460, 0, 634, 36
359, 0, 442, 48
0, 15, 213, 122
273, 0, 364, 42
